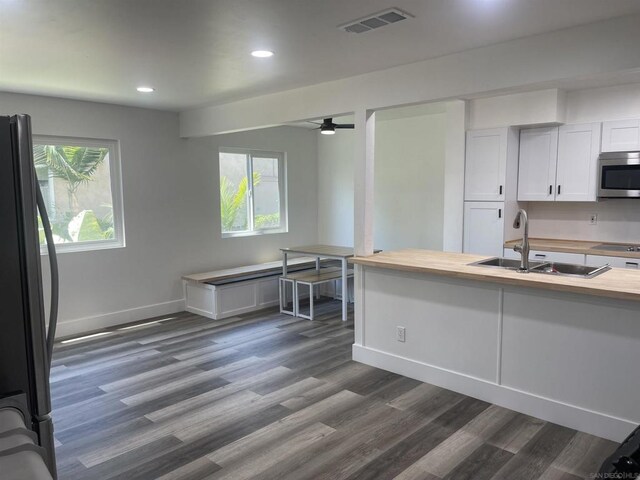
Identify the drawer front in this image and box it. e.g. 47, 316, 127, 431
529, 250, 586, 265
586, 255, 640, 269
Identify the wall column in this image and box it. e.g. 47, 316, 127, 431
354, 109, 376, 256
443, 100, 467, 252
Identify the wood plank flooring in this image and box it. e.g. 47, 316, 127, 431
51, 301, 617, 480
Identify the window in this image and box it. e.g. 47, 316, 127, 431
33, 136, 125, 252
219, 149, 287, 237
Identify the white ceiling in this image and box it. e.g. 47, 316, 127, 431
2, 0, 640, 111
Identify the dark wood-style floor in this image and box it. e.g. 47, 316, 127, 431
51, 300, 617, 480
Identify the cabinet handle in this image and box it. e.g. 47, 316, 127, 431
534, 254, 547, 259
557, 185, 561, 195
549, 185, 552, 195
626, 262, 639, 268
498, 209, 502, 219
499, 185, 503, 195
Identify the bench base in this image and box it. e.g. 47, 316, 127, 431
184, 276, 280, 320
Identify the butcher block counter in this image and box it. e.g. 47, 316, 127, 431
350, 248, 640, 443
350, 249, 640, 302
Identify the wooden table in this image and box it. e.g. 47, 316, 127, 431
281, 245, 355, 321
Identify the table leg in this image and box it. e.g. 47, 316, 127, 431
341, 258, 347, 321
283, 252, 288, 276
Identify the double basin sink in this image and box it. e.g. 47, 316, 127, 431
470, 257, 611, 278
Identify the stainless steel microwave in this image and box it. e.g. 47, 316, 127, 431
598, 151, 640, 198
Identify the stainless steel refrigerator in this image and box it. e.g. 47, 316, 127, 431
0, 114, 59, 478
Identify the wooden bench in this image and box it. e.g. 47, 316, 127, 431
281, 267, 354, 320
182, 257, 319, 320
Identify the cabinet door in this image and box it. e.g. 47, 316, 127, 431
601, 119, 640, 152
586, 255, 640, 269
464, 129, 506, 201
517, 127, 558, 201
463, 202, 504, 257
556, 123, 601, 202
529, 250, 585, 265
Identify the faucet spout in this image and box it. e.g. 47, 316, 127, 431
513, 209, 530, 272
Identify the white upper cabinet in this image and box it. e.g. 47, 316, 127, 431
555, 123, 601, 202
464, 128, 507, 201
601, 119, 640, 152
517, 127, 558, 201
463, 202, 505, 257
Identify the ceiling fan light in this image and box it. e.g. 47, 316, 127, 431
320, 126, 335, 135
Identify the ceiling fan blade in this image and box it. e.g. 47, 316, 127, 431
335, 124, 355, 129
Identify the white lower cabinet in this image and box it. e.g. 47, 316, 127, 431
586, 255, 640, 269
503, 249, 585, 264
463, 202, 505, 257
529, 250, 586, 264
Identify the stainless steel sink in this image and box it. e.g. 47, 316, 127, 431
591, 243, 640, 252
529, 262, 611, 278
470, 258, 611, 278
469, 258, 546, 270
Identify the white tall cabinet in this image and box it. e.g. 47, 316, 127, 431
517, 123, 601, 202
463, 202, 505, 257
464, 129, 508, 201
463, 128, 519, 256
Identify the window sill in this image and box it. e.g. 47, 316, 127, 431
222, 228, 288, 239
40, 239, 125, 255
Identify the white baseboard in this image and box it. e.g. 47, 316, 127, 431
353, 344, 636, 442
55, 299, 186, 339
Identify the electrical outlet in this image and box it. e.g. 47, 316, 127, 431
396, 326, 406, 343
590, 214, 598, 225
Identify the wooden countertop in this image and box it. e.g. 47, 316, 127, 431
504, 238, 640, 259
350, 249, 640, 303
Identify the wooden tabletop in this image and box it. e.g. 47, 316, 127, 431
350, 248, 640, 303
281, 244, 355, 258
504, 238, 640, 259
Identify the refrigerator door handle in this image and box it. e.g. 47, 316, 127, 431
35, 184, 58, 366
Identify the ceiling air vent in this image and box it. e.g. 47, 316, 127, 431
339, 8, 414, 34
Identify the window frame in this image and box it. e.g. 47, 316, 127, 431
219, 147, 288, 238
33, 135, 126, 254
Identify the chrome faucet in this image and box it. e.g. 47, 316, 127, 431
513, 209, 530, 272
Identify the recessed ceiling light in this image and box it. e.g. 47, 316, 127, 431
136, 86, 155, 93
251, 50, 274, 58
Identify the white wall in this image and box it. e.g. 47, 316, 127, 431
317, 105, 449, 251
468, 89, 565, 130
182, 126, 318, 274
528, 202, 640, 243
565, 82, 640, 123
374, 112, 446, 251
1, 92, 317, 337
317, 127, 354, 247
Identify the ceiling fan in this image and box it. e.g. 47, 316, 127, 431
308, 118, 355, 135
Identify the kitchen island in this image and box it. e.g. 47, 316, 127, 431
350, 249, 640, 441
